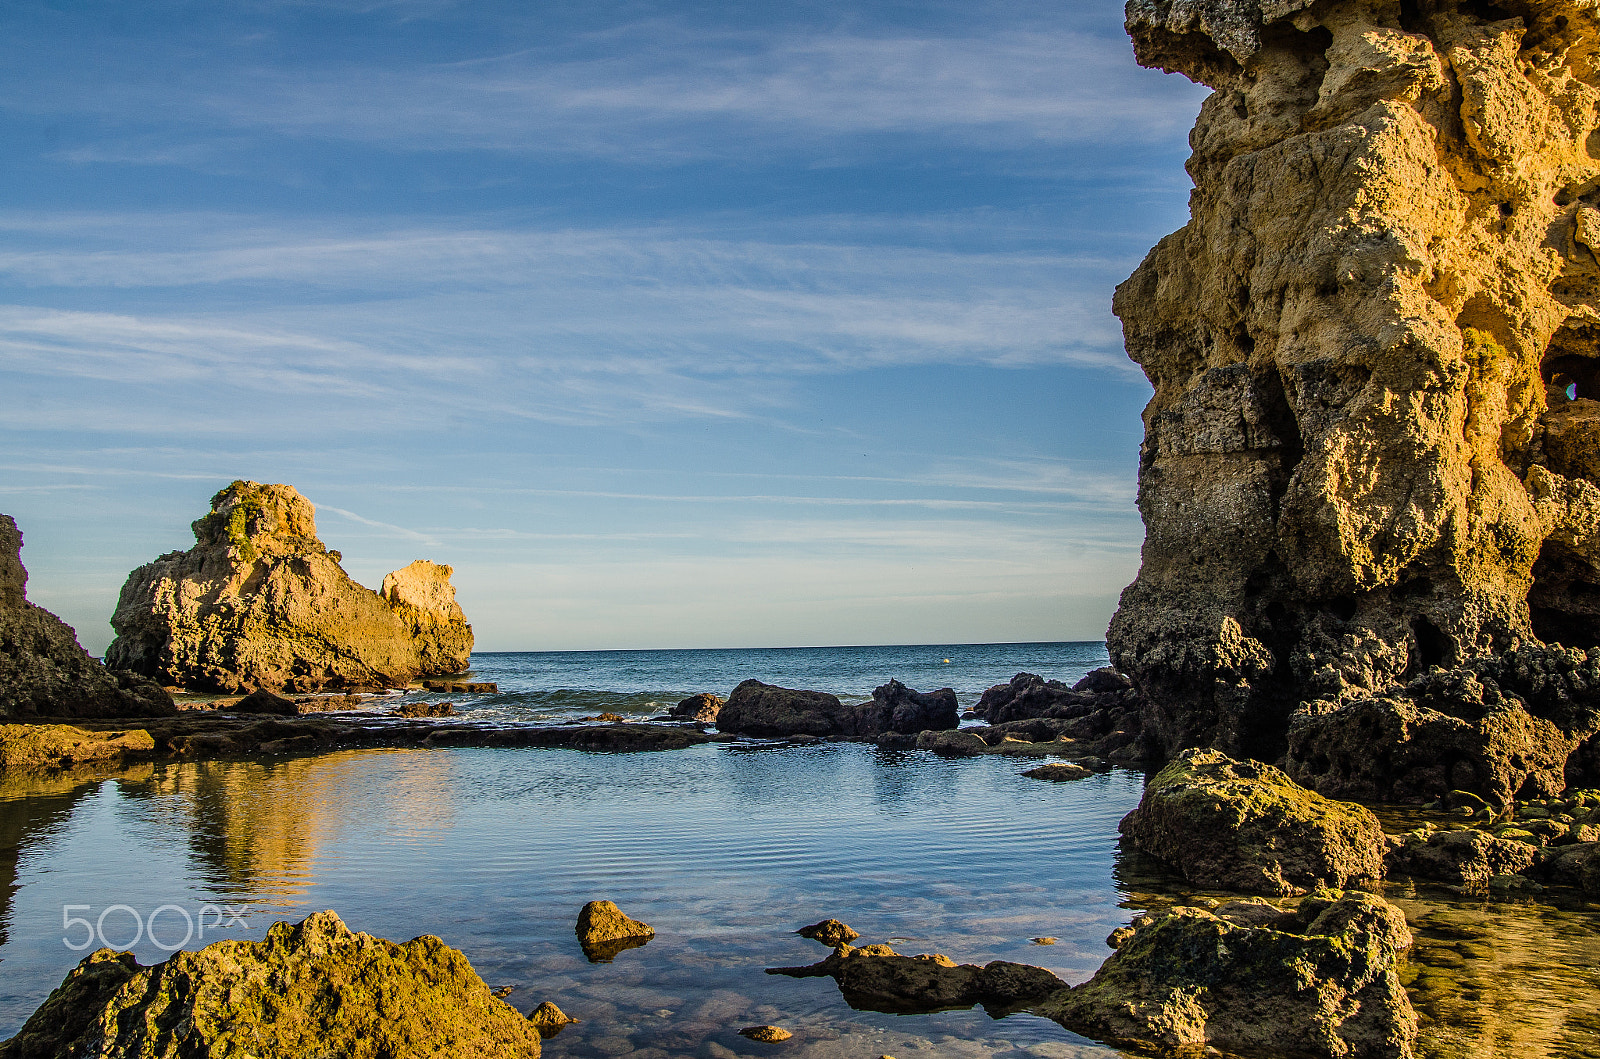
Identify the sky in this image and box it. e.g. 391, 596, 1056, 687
0, 0, 1209, 654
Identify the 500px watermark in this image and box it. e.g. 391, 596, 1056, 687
62, 904, 251, 952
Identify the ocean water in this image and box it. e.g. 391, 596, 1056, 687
3, 643, 1598, 1057
389, 641, 1114, 724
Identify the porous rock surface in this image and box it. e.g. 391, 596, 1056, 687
769, 942, 1066, 1014
0, 515, 173, 719
0, 724, 155, 771
0, 910, 543, 1058
1286, 644, 1600, 804
1121, 748, 1386, 895
105, 481, 473, 692
1037, 890, 1416, 1059
575, 900, 653, 962
716, 678, 957, 738
1110, 0, 1600, 767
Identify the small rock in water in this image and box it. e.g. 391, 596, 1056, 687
797, 919, 860, 947
738, 1025, 793, 1042
670, 692, 724, 723
1022, 762, 1092, 782
232, 687, 299, 714
1030, 937, 1057, 945
397, 701, 456, 717
527, 1001, 580, 1037
580, 712, 627, 723
576, 899, 654, 962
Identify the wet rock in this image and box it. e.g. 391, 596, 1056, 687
737, 1026, 792, 1043
0, 910, 542, 1058
671, 693, 724, 723
1107, 0, 1600, 769
231, 688, 300, 714
528, 1001, 579, 1038
0, 514, 174, 720
717, 679, 955, 738
1037, 891, 1415, 1059
797, 919, 859, 947
577, 900, 654, 962
0, 724, 155, 772
396, 701, 456, 718
975, 670, 1137, 724
1121, 749, 1386, 895
1022, 762, 1092, 782
106, 481, 473, 693
424, 681, 498, 693
768, 943, 1066, 1015
914, 729, 988, 757
580, 712, 627, 723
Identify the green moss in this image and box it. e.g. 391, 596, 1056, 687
1462, 327, 1512, 363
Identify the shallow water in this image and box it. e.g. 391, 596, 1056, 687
0, 743, 1140, 1057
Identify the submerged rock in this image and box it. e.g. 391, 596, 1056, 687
1121, 749, 1386, 895
0, 724, 155, 772
769, 942, 1066, 1015
717, 678, 956, 738
1038, 891, 1416, 1059
0, 910, 542, 1058
105, 481, 472, 693
1106, 0, 1600, 768
738, 1026, 793, 1043
1388, 828, 1540, 888
0, 514, 173, 720
1022, 762, 1093, 782
575, 899, 654, 962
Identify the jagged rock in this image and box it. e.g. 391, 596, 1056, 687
914, 729, 989, 757
797, 918, 860, 947
396, 701, 456, 718
1108, 0, 1600, 766
105, 481, 473, 692
973, 673, 1146, 761
768, 942, 1067, 1015
1387, 827, 1539, 886
0, 724, 155, 771
231, 688, 299, 715
1037, 891, 1416, 1059
0, 515, 173, 719
717, 679, 956, 738
1286, 645, 1600, 805
1122, 749, 1386, 896
575, 900, 653, 962
738, 1026, 793, 1042
0, 910, 542, 1058
670, 692, 724, 722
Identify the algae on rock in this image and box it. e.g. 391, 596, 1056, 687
1108, 0, 1600, 767
105, 481, 472, 692
0, 910, 543, 1058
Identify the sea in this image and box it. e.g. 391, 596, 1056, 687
2, 642, 1597, 1057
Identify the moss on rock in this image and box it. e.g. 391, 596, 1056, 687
1122, 748, 1386, 895
0, 910, 542, 1058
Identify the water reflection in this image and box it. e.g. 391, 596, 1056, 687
0, 765, 153, 949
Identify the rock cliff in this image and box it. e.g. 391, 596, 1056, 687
105, 481, 472, 692
1111, 0, 1600, 763
0, 515, 173, 718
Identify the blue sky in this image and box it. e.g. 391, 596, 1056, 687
0, 0, 1208, 653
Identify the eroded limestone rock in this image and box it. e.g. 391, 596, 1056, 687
1110, 0, 1600, 766
1037, 891, 1416, 1059
105, 481, 472, 692
0, 515, 173, 719
717, 679, 957, 738
0, 910, 542, 1058
575, 899, 653, 962
1121, 749, 1386, 895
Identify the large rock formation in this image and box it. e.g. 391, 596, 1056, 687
0, 910, 543, 1058
716, 678, 958, 738
0, 515, 173, 719
1109, 0, 1600, 764
105, 481, 472, 692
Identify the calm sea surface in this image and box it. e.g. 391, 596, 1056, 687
2, 643, 1598, 1057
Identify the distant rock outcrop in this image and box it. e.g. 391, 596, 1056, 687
105, 481, 472, 692
716, 678, 957, 739
1108, 0, 1600, 766
0, 514, 173, 719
